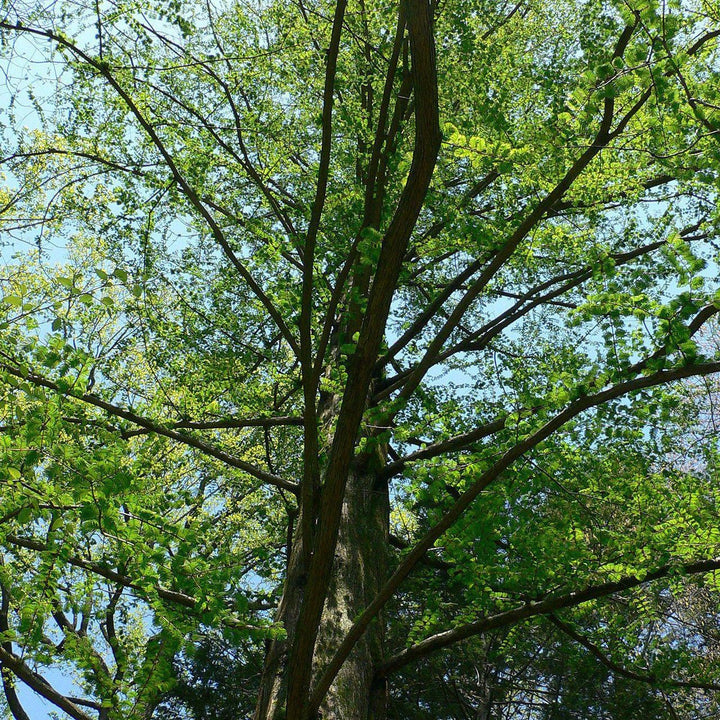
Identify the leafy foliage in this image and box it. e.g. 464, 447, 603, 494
0, 0, 720, 718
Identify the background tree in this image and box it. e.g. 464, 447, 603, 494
1, 0, 720, 718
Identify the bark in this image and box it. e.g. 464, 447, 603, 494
254, 461, 389, 720
313, 463, 390, 720
255, 0, 438, 713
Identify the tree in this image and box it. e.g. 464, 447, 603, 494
1, 0, 720, 717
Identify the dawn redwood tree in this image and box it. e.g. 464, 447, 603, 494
1, 0, 720, 718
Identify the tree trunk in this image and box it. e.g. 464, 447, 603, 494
255, 457, 389, 720
313, 462, 389, 720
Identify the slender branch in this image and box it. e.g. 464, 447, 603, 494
388, 534, 452, 570
298, 0, 349, 574
309, 359, 720, 709
172, 415, 303, 429
0, 362, 298, 493
379, 229, 706, 399
0, 583, 31, 720
382, 414, 508, 478
52, 605, 110, 677
5, 534, 197, 609
376, 556, 720, 676
0, 148, 149, 177
121, 414, 304, 437
362, 6, 407, 227
547, 614, 720, 693
625, 303, 720, 376
4, 534, 265, 626
548, 173, 676, 217
0, 21, 300, 357
0, 645, 95, 720
687, 29, 720, 56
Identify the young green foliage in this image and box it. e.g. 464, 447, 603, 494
1, 0, 720, 718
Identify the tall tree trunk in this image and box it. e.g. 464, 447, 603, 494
255, 405, 390, 720
254, 459, 389, 720
313, 462, 389, 720
254, 0, 438, 709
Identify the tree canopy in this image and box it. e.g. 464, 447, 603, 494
1, 0, 720, 718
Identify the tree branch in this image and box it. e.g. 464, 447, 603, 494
0, 361, 298, 493
384, 298, 718, 476
309, 359, 720, 709
0, 645, 96, 720
298, 0, 349, 581
382, 414, 508, 478
378, 231, 710, 400
376, 556, 720, 676
0, 20, 300, 357
380, 18, 647, 404
4, 533, 264, 628
121, 414, 304, 436
547, 614, 720, 693
287, 0, 442, 714
0, 583, 31, 720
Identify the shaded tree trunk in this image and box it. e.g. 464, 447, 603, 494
254, 1, 438, 713
313, 463, 390, 720
254, 455, 390, 720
